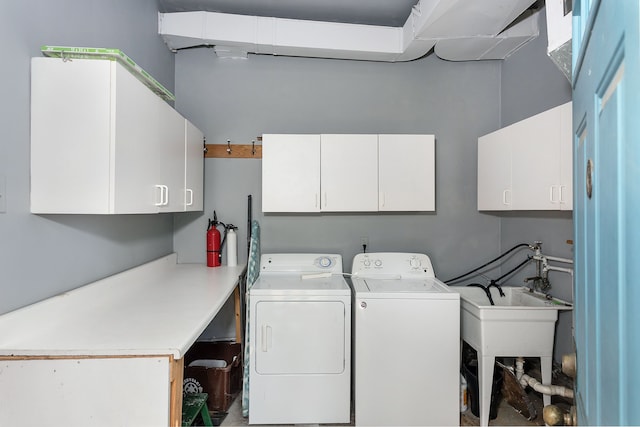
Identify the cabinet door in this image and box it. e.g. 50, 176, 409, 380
156, 101, 186, 212
0, 357, 171, 426
477, 129, 512, 210
378, 134, 435, 211
321, 134, 378, 212
559, 102, 573, 210
30, 58, 112, 213
112, 62, 164, 213
511, 106, 563, 210
262, 134, 321, 212
185, 120, 204, 211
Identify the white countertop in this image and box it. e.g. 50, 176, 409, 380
0, 254, 245, 359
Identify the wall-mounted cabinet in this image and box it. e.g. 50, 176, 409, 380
320, 134, 379, 212
477, 101, 572, 211
262, 134, 435, 213
378, 134, 435, 211
30, 57, 204, 214
261, 134, 321, 212
184, 120, 204, 211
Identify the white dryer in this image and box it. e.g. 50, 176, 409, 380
351, 252, 460, 426
248, 253, 351, 425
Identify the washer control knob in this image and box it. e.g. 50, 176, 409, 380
363, 259, 371, 267
317, 256, 332, 268
409, 257, 422, 268
374, 259, 383, 267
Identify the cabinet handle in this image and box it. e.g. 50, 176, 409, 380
186, 189, 194, 206
559, 185, 566, 204
154, 185, 164, 206
162, 185, 169, 206
324, 192, 327, 208
550, 186, 556, 203
502, 189, 511, 206
315, 193, 318, 209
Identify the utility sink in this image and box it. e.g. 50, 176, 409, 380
453, 286, 572, 427
456, 286, 572, 355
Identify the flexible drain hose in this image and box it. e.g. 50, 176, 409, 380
445, 242, 531, 283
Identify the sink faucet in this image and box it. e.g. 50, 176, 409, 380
524, 275, 542, 284
527, 241, 553, 292
466, 283, 495, 305
524, 275, 551, 292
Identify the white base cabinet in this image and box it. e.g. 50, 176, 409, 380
0, 254, 245, 427
30, 57, 204, 214
478, 101, 572, 211
1, 356, 174, 427
262, 134, 435, 212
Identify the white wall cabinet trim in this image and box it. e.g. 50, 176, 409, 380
477, 101, 572, 211
30, 57, 204, 214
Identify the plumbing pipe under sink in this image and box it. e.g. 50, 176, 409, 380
514, 357, 574, 399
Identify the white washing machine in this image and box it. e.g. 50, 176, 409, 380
248, 253, 351, 425
351, 252, 460, 426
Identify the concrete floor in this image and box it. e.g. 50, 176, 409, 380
219, 392, 545, 426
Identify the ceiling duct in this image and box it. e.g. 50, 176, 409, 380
545, 0, 572, 81
158, 0, 540, 62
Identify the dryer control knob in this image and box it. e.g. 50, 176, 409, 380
317, 256, 333, 268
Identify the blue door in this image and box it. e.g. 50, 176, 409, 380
573, 1, 640, 425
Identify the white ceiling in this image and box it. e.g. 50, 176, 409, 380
157, 0, 423, 27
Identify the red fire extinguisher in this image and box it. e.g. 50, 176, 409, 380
207, 211, 225, 267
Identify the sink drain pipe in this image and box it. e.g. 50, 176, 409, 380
514, 358, 574, 399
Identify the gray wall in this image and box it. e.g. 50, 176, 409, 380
0, 0, 176, 314
173, 51, 503, 282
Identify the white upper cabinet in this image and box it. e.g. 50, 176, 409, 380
184, 120, 204, 212
378, 134, 435, 211
477, 127, 513, 210
477, 101, 572, 211
558, 102, 573, 210
262, 134, 436, 212
30, 57, 203, 214
155, 100, 187, 212
320, 134, 378, 212
262, 134, 321, 212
